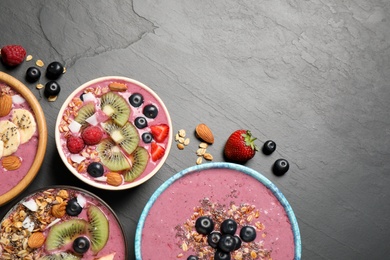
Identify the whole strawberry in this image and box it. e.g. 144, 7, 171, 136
224, 130, 259, 163
1, 45, 26, 66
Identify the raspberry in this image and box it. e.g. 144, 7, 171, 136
1, 45, 26, 66
67, 136, 85, 154
81, 126, 103, 145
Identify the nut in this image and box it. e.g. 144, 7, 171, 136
177, 143, 185, 150
195, 123, 214, 144
108, 82, 128, 92
203, 153, 213, 161
2, 155, 22, 171
51, 202, 67, 218
27, 232, 45, 249
0, 93, 12, 117
106, 172, 123, 186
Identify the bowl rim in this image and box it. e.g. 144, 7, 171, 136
135, 162, 302, 260
0, 185, 129, 257
0, 72, 48, 206
55, 76, 173, 190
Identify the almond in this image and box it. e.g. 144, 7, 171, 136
27, 232, 45, 249
51, 202, 67, 218
195, 123, 214, 144
108, 82, 128, 92
2, 155, 22, 171
106, 172, 123, 186
0, 93, 12, 117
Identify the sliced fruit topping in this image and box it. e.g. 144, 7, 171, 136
150, 124, 169, 143
143, 104, 158, 118
100, 92, 130, 127
128, 93, 144, 107
72, 236, 90, 254
45, 219, 88, 251
38, 252, 81, 260
66, 198, 83, 216
12, 108, 37, 144
66, 136, 85, 154
46, 61, 64, 80
87, 205, 109, 254
96, 139, 131, 171
44, 81, 61, 98
142, 132, 153, 143
0, 120, 21, 157
101, 120, 139, 155
81, 125, 103, 145
94, 253, 116, 260
87, 162, 104, 178
75, 103, 96, 126
123, 146, 149, 182
25, 66, 41, 83
151, 142, 165, 162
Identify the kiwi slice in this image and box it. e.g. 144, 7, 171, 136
101, 120, 139, 154
124, 146, 149, 182
87, 205, 109, 254
96, 138, 131, 171
39, 253, 81, 260
45, 219, 88, 251
75, 103, 95, 125
100, 92, 130, 126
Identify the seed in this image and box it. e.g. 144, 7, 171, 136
184, 138, 190, 146
178, 137, 185, 143
26, 55, 33, 61
196, 157, 202, 165
199, 142, 208, 149
36, 60, 44, 67
203, 153, 213, 161
36, 83, 44, 89
178, 129, 186, 138
196, 148, 206, 156
175, 133, 180, 141
48, 95, 58, 102
177, 143, 185, 150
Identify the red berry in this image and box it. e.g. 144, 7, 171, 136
151, 142, 165, 161
67, 136, 85, 154
1, 45, 26, 66
81, 126, 103, 145
150, 124, 169, 143
223, 130, 259, 163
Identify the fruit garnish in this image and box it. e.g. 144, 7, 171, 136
46, 61, 64, 80
0, 120, 21, 157
87, 205, 109, 254
123, 146, 149, 182
143, 104, 158, 118
75, 103, 96, 126
218, 234, 236, 253
272, 158, 289, 176
134, 116, 148, 129
101, 120, 139, 154
239, 226, 256, 242
223, 130, 258, 163
72, 236, 90, 254
0, 93, 12, 117
45, 219, 88, 251
150, 123, 169, 143
94, 253, 116, 260
262, 140, 276, 155
220, 219, 237, 235
208, 232, 222, 249
12, 108, 37, 144
0, 45, 26, 66
66, 198, 83, 216
25, 67, 41, 83
129, 93, 144, 107
39, 252, 81, 260
44, 81, 61, 98
100, 92, 130, 127
195, 216, 214, 235
96, 139, 131, 171
142, 132, 153, 143
87, 162, 104, 178
195, 123, 214, 144
66, 136, 85, 154
150, 142, 165, 162
81, 125, 103, 145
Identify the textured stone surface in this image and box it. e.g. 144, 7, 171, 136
1, 0, 390, 259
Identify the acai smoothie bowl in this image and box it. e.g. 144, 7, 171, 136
0, 72, 47, 206
55, 76, 172, 190
0, 186, 127, 259
135, 162, 301, 260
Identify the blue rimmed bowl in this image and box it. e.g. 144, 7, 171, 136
135, 162, 301, 259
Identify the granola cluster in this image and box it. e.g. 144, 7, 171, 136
175, 197, 272, 260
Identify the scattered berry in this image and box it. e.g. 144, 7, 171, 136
0, 45, 26, 66
233, 235, 242, 250
272, 159, 289, 176
129, 93, 144, 107
187, 256, 198, 260
207, 232, 222, 249
142, 132, 153, 143
220, 219, 237, 235
218, 234, 236, 253
87, 162, 104, 178
214, 250, 231, 260
195, 216, 214, 235
44, 81, 61, 98
46, 61, 64, 80
239, 226, 256, 242
66, 136, 85, 154
25, 67, 41, 83
143, 104, 158, 118
81, 126, 103, 145
66, 198, 83, 216
262, 140, 276, 155
73, 236, 90, 254
151, 142, 165, 161
224, 130, 259, 163
135, 117, 148, 129
150, 124, 169, 142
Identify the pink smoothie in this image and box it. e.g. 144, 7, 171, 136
0, 83, 39, 196
0, 187, 126, 259
141, 168, 295, 259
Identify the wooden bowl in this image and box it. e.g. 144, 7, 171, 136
0, 72, 47, 206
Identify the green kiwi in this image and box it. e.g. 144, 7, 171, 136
39, 253, 81, 260
74, 103, 95, 125
45, 219, 88, 251
87, 205, 109, 254
101, 120, 139, 154
96, 138, 131, 171
100, 92, 130, 126
124, 146, 149, 182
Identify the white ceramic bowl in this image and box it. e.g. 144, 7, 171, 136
55, 76, 172, 190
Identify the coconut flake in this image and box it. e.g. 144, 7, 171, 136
68, 120, 82, 134
70, 154, 86, 164
77, 194, 87, 208
85, 113, 99, 126
22, 216, 35, 232
12, 95, 26, 105
82, 92, 96, 103
94, 176, 108, 182
46, 218, 61, 229
22, 199, 38, 212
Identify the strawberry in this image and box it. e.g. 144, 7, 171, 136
150, 124, 169, 142
67, 136, 85, 154
151, 142, 165, 161
81, 125, 103, 145
1, 45, 26, 66
223, 130, 259, 163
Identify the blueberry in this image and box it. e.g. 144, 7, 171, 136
272, 159, 289, 176
187, 256, 198, 260
142, 132, 153, 143
46, 61, 64, 80
80, 93, 85, 101
129, 93, 144, 107
87, 162, 104, 177
218, 234, 236, 253
207, 231, 222, 249
66, 198, 83, 216
73, 236, 90, 254
143, 104, 158, 119
233, 235, 242, 250
195, 216, 214, 235
44, 81, 61, 97
25, 67, 41, 83
262, 140, 276, 155
220, 219, 237, 235
239, 226, 256, 242
214, 250, 231, 260
135, 117, 148, 129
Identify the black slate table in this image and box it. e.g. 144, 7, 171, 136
1, 1, 390, 259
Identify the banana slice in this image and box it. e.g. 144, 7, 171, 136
0, 120, 21, 156
0, 140, 3, 159
12, 108, 36, 144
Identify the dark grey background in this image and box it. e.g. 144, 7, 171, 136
1, 0, 390, 259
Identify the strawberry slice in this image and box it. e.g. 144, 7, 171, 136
150, 124, 169, 143
151, 142, 165, 161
